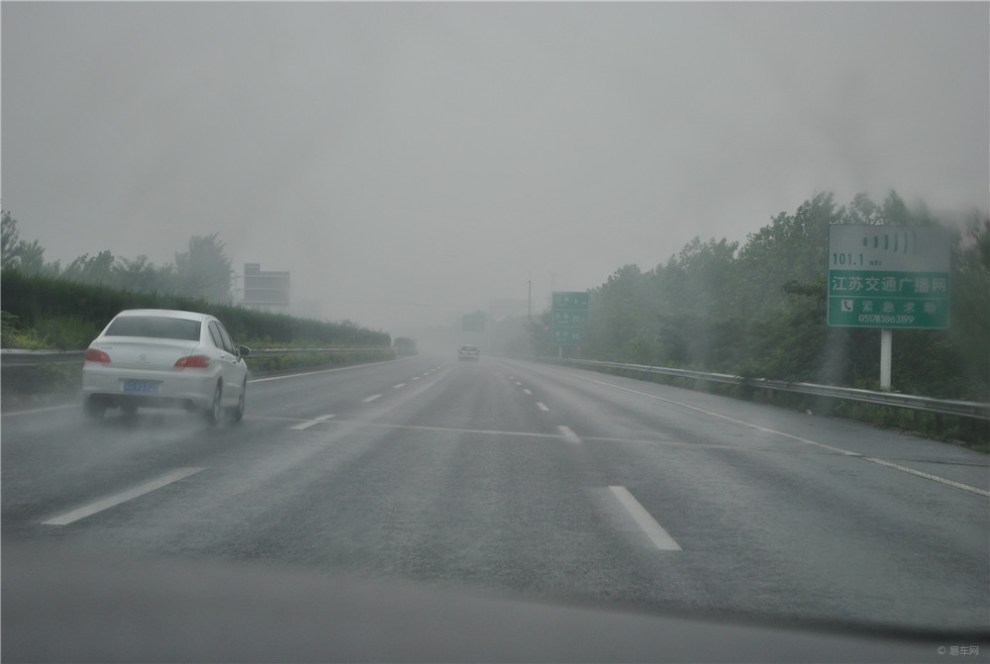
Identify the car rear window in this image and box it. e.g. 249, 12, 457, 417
105, 316, 201, 341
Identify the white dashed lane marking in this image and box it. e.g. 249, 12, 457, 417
575, 374, 990, 498
291, 414, 336, 431
609, 486, 682, 551
43, 468, 204, 526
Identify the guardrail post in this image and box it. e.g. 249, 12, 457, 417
880, 328, 893, 390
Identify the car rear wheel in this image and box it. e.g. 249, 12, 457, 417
83, 396, 106, 421
121, 401, 138, 421
205, 382, 222, 426
227, 380, 246, 423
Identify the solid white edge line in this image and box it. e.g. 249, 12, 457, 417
580, 375, 855, 454
42, 467, 204, 526
248, 360, 395, 384
609, 486, 682, 551
558, 425, 581, 444
290, 414, 337, 431
362, 394, 382, 403
865, 457, 990, 497
569, 373, 990, 497
536, 402, 550, 412
1, 403, 78, 418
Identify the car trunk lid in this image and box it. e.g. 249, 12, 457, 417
89, 338, 201, 370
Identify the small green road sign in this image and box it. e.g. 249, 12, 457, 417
827, 226, 950, 330
552, 292, 589, 312
552, 291, 589, 346
553, 327, 584, 345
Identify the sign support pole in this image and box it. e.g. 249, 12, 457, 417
880, 328, 892, 390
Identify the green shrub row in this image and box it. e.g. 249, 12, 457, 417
244, 349, 394, 375
1, 269, 390, 349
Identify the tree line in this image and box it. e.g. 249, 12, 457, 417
0, 211, 390, 349
2, 211, 234, 304
528, 191, 989, 401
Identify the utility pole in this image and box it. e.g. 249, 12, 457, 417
528, 280, 532, 321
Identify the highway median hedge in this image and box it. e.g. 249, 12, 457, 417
1, 270, 395, 409
1, 269, 390, 349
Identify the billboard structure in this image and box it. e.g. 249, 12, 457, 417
827, 226, 951, 330
826, 225, 951, 389
241, 263, 291, 311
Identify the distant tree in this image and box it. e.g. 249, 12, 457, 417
524, 309, 558, 358
1, 211, 20, 267
584, 264, 651, 361
62, 250, 116, 286
842, 192, 885, 226
571, 191, 988, 400
943, 214, 990, 398
665, 237, 739, 319
735, 191, 841, 319
10, 239, 50, 276
969, 214, 990, 271
173, 233, 233, 304
1, 211, 58, 276
112, 255, 176, 294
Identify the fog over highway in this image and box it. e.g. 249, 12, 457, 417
3, 2, 987, 331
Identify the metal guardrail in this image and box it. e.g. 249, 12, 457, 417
542, 357, 990, 422
0, 347, 391, 367
249, 348, 388, 356
0, 350, 85, 366
6, 349, 986, 421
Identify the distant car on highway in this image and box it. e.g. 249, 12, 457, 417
457, 344, 480, 361
81, 309, 251, 425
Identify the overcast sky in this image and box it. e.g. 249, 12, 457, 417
3, 1, 988, 335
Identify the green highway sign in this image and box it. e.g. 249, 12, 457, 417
552, 292, 590, 311
827, 226, 950, 330
552, 292, 589, 346
827, 271, 949, 328
553, 327, 583, 345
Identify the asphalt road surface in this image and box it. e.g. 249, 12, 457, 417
3, 354, 988, 660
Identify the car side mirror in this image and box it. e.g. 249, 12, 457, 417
238, 345, 251, 358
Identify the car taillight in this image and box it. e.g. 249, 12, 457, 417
84, 348, 111, 363
175, 355, 211, 368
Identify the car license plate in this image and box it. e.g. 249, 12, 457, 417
122, 380, 160, 394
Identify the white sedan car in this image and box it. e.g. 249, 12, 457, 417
82, 309, 250, 425
457, 345, 480, 361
